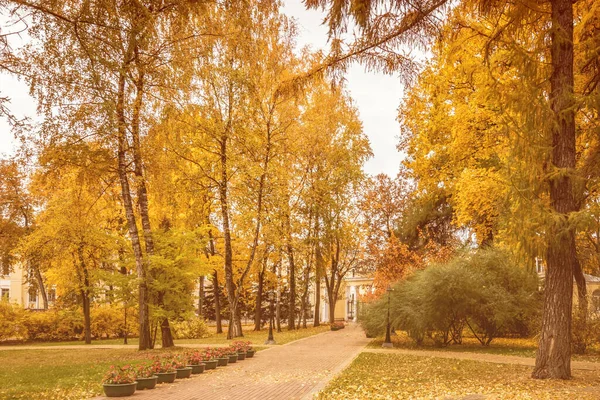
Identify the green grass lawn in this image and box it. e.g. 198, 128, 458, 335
0, 346, 270, 399
0, 325, 329, 399
0, 348, 167, 399
317, 352, 600, 400
3, 324, 330, 348
368, 331, 600, 362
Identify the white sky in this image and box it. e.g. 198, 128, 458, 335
0, 2, 406, 177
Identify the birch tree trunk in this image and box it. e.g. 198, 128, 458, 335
116, 64, 152, 351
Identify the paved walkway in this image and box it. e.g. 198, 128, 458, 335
96, 324, 370, 400
0, 343, 239, 351
363, 348, 600, 371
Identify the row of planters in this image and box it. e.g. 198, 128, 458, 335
102, 341, 255, 397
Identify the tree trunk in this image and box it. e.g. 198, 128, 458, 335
116, 62, 151, 351
254, 269, 264, 331
314, 218, 322, 327
328, 294, 336, 324
123, 305, 128, 345
301, 263, 311, 329
573, 246, 588, 315
82, 289, 92, 344
33, 262, 48, 310
276, 290, 282, 332
161, 318, 174, 348
198, 275, 205, 318
213, 271, 223, 334
131, 65, 170, 348
287, 231, 296, 330
77, 246, 92, 344
219, 136, 242, 339
533, 0, 576, 380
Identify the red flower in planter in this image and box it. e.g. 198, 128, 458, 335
102, 365, 136, 385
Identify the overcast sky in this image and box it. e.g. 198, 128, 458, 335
0, 2, 406, 177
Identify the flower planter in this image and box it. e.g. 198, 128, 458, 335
156, 371, 177, 383
103, 382, 137, 397
204, 359, 218, 370
188, 364, 205, 374
136, 376, 158, 390
227, 354, 238, 363
246, 349, 255, 358
176, 367, 193, 379
217, 357, 229, 366
237, 351, 246, 360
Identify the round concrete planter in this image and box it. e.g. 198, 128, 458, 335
136, 376, 158, 390
176, 367, 193, 379
227, 354, 238, 363
156, 371, 177, 383
237, 351, 246, 360
204, 359, 218, 370
246, 349, 255, 358
217, 357, 229, 367
103, 382, 137, 397
188, 363, 205, 374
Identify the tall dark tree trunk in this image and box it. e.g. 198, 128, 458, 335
300, 260, 311, 329
275, 288, 282, 332
254, 268, 264, 331
198, 275, 205, 318
314, 218, 322, 327
287, 229, 296, 330
533, 0, 576, 379
76, 246, 92, 344
33, 262, 48, 310
161, 318, 174, 348
81, 289, 91, 344
213, 271, 223, 334
573, 254, 588, 314
116, 65, 152, 350
328, 294, 336, 324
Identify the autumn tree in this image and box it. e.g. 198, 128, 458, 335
306, 0, 599, 379
11, 0, 212, 349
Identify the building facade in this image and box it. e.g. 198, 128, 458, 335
0, 263, 54, 309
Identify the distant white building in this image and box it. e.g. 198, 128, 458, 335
316, 274, 375, 322
0, 263, 55, 309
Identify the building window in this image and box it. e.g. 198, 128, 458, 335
593, 289, 600, 313
1, 288, 9, 301
48, 288, 56, 303
28, 287, 38, 307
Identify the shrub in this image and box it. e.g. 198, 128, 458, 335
171, 316, 210, 339
0, 302, 26, 341
359, 248, 541, 346
572, 308, 600, 354
21, 309, 84, 341
91, 306, 123, 339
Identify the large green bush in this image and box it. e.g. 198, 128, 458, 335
0, 303, 138, 342
0, 301, 26, 340
171, 316, 211, 339
90, 306, 138, 339
360, 248, 541, 346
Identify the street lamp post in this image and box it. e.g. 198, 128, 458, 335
265, 291, 276, 345
382, 286, 393, 348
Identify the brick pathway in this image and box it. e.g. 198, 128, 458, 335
97, 324, 369, 400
